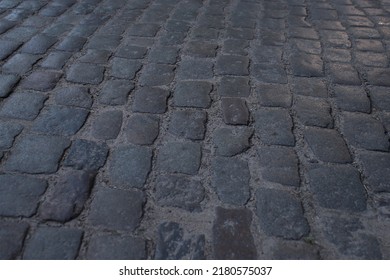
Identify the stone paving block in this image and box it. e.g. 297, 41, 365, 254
68, 25, 98, 37
123, 36, 154, 47
341, 113, 389, 151
290, 38, 322, 54
4, 134, 70, 174
356, 51, 388, 67
159, 31, 186, 45
39, 3, 68, 17
166, 20, 191, 33
155, 175, 205, 212
128, 23, 160, 37
257, 83, 292, 108
222, 38, 248, 55
320, 30, 351, 48
132, 87, 169, 114
157, 142, 201, 175
67, 63, 104, 85
32, 106, 89, 136
255, 188, 310, 239
0, 74, 19, 98
346, 15, 374, 27
98, 80, 134, 105
0, 122, 23, 150
23, 227, 83, 260
110, 57, 142, 80
218, 76, 250, 97
349, 27, 381, 38
0, 220, 29, 260
20, 34, 57, 54
369, 86, 390, 111
289, 52, 324, 77
54, 86, 92, 109
191, 26, 219, 40
155, 222, 205, 260
86, 234, 146, 260
56, 35, 86, 52
89, 186, 145, 231
334, 85, 370, 113
308, 165, 366, 211
78, 49, 111, 64
226, 27, 255, 40
176, 58, 213, 80
91, 110, 122, 140
216, 55, 249, 76
173, 81, 212, 108
252, 63, 288, 83
148, 45, 178, 64
366, 68, 390, 86
262, 239, 319, 260
355, 39, 384, 52
289, 27, 319, 40
0, 39, 21, 60
329, 63, 361, 85
254, 108, 295, 146
290, 77, 328, 98
169, 110, 207, 140
139, 63, 175, 86
20, 71, 62, 91
2, 53, 40, 74
221, 98, 249, 125
0, 91, 47, 120
257, 146, 300, 187
42, 23, 73, 36
295, 96, 333, 127
213, 127, 253, 157
212, 157, 250, 205
358, 151, 390, 192
125, 114, 159, 145
0, 19, 16, 34
87, 35, 121, 51
323, 47, 352, 63
40, 170, 95, 222
0, 174, 47, 217
184, 40, 218, 57
4, 26, 38, 42
213, 207, 257, 259
41, 51, 72, 69
115, 44, 147, 59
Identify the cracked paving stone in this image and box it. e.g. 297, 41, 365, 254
257, 83, 292, 108
98, 80, 134, 105
329, 63, 361, 85
40, 170, 95, 222
358, 151, 390, 192
218, 76, 250, 97
0, 220, 29, 260
308, 165, 367, 211
20, 71, 62, 91
173, 81, 212, 108
23, 227, 83, 260
66, 63, 104, 85
212, 157, 250, 205
125, 114, 159, 145
256, 188, 310, 239
155, 175, 205, 212
290, 77, 328, 98
290, 52, 324, 77
4, 134, 70, 174
366, 68, 390, 87
254, 108, 295, 146
213, 207, 257, 260
86, 234, 146, 260
169, 110, 207, 140
115, 44, 148, 59
369, 86, 390, 111
295, 97, 333, 128
20, 34, 57, 54
2, 53, 40, 74
91, 110, 122, 140
132, 87, 169, 114
155, 222, 205, 260
139, 63, 175, 86
54, 86, 93, 109
216, 55, 249, 75
108, 145, 152, 188
88, 186, 145, 231
257, 146, 300, 187
63, 139, 108, 171
111, 57, 142, 80
0, 91, 47, 120
0, 74, 19, 97
157, 142, 201, 175
78, 49, 111, 64
221, 98, 249, 125
41, 51, 72, 69
334, 85, 371, 113
31, 106, 89, 136
213, 127, 253, 157
0, 122, 23, 149
176, 58, 213, 80
0, 174, 47, 217
304, 127, 352, 163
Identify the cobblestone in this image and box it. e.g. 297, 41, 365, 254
2, 53, 40, 74
221, 98, 249, 125
0, 91, 46, 120
168, 110, 207, 140
173, 81, 212, 108
334, 85, 371, 113
294, 97, 333, 128
54, 86, 92, 109
132, 87, 169, 114
0, 122, 23, 149
67, 63, 104, 85
91, 110, 122, 140
125, 114, 159, 145
0, 220, 29, 260
213, 127, 252, 157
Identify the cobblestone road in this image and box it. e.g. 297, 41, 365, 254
1, 0, 390, 260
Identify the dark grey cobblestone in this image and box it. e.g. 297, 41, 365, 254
41, 51, 72, 69
294, 97, 333, 128
67, 63, 104, 85
0, 39, 21, 60
78, 49, 111, 64
0, 74, 19, 98
257, 83, 292, 108
2, 53, 40, 74
221, 98, 249, 125
369, 86, 390, 111
358, 151, 390, 193
98, 80, 134, 106
176, 58, 213, 80
168, 110, 207, 140
213, 127, 252, 157
0, 220, 29, 260
262, 239, 319, 260
91, 110, 122, 140
216, 55, 249, 76
334, 85, 371, 113
132, 87, 169, 114
125, 114, 159, 145
139, 63, 175, 86
20, 34, 57, 54
218, 76, 250, 98
20, 71, 62, 91
173, 81, 212, 108
0, 122, 23, 150
290, 77, 328, 98
0, 91, 47, 120
54, 86, 93, 109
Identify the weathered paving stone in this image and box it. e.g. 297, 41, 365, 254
328, 63, 361, 85
2, 53, 40, 74
91, 110, 122, 140
86, 234, 146, 260
55, 35, 86, 52
32, 106, 89, 136
290, 77, 328, 98
155, 222, 205, 260
41, 51, 72, 69
304, 127, 352, 163
257, 146, 300, 187
184, 40, 218, 57
148, 45, 178, 64
0, 91, 46, 120
159, 31, 186, 45
4, 26, 38, 42
366, 68, 390, 86
43, 23, 73, 36
89, 186, 145, 231
0, 122, 23, 149
155, 175, 205, 212
324, 47, 352, 63
334, 85, 371, 113
132, 87, 169, 114
320, 30, 351, 48
290, 27, 319, 40
226, 27, 255, 40
116, 44, 147, 60
63, 139, 109, 171
173, 81, 212, 108
222, 39, 248, 55
157, 142, 201, 175
369, 86, 390, 111
256, 188, 310, 239
221, 98, 249, 125
78, 49, 111, 64
110, 57, 142, 80
40, 171, 95, 222
109, 145, 152, 188
252, 63, 288, 83
66, 63, 104, 85
213, 127, 253, 156
125, 114, 159, 145
262, 239, 319, 260
0, 220, 29, 260
290, 38, 321, 54
54, 86, 92, 109
128, 23, 160, 37
176, 58, 213, 80
139, 63, 175, 86
356, 39, 384, 51
216, 55, 249, 75
341, 113, 389, 151
20, 71, 62, 91
23, 227, 83, 260
257, 83, 292, 108
295, 97, 333, 128
0, 74, 19, 97
212, 157, 250, 205
218, 76, 250, 97
87, 35, 121, 51
68, 25, 98, 37
254, 108, 295, 146
308, 165, 367, 211
4, 134, 70, 174
355, 51, 388, 67
169, 110, 207, 140
0, 39, 21, 60
319, 215, 382, 259
290, 52, 324, 77
213, 207, 257, 260
358, 151, 390, 192
98, 80, 134, 105
20, 34, 57, 54
253, 45, 283, 63
0, 174, 47, 217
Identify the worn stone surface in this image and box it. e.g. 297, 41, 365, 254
213, 127, 253, 156
221, 98, 249, 125
334, 85, 371, 113
54, 86, 93, 109
125, 114, 159, 145
98, 80, 134, 105
132, 87, 169, 113
218, 76, 250, 98
257, 83, 292, 108
20, 71, 62, 91
0, 220, 29, 260
66, 63, 104, 84
295, 97, 333, 128
169, 110, 207, 140
0, 74, 19, 98
91, 110, 122, 140
174, 81, 212, 108
358, 151, 390, 192
0, 122, 23, 150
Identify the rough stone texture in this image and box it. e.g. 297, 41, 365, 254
2, 53, 40, 74
261, 239, 319, 260
176, 58, 213, 80
41, 51, 72, 69
221, 98, 249, 125
111, 58, 142, 80
91, 110, 122, 140
0, 220, 29, 260
328, 63, 361, 85
125, 114, 159, 145
295, 97, 333, 128
20, 34, 57, 54
257, 83, 292, 108
0, 122, 23, 149
98, 80, 134, 105
290, 52, 324, 77
216, 55, 249, 75
20, 71, 62, 91
0, 74, 19, 98
132, 87, 169, 113
174, 81, 212, 108
66, 63, 104, 84
213, 127, 253, 156
358, 151, 390, 192
218, 76, 250, 97
334, 85, 371, 113
366, 68, 390, 86
139, 63, 175, 86
54, 86, 93, 109
291, 77, 328, 98
169, 110, 207, 140
369, 86, 390, 112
